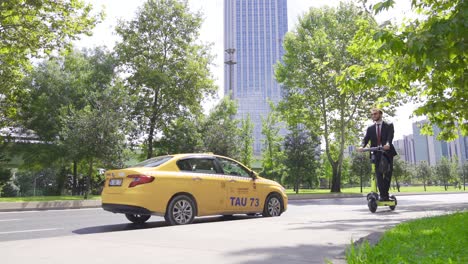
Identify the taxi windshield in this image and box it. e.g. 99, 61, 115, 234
131, 156, 173, 168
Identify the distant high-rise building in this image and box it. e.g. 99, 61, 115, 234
224, 0, 288, 155
412, 120, 467, 166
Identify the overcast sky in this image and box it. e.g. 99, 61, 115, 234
76, 0, 418, 140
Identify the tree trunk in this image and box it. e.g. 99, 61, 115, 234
394, 175, 400, 192
147, 89, 160, 159
464, 168, 466, 191
84, 159, 93, 199
330, 163, 341, 193
294, 168, 300, 194
360, 169, 363, 193
73, 160, 77, 195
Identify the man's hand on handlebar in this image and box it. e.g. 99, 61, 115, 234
357, 147, 364, 152
383, 145, 390, 151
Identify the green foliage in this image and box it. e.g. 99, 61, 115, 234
115, 0, 216, 159
201, 97, 240, 158
261, 108, 286, 183
347, 0, 467, 140
0, 0, 103, 127
283, 127, 320, 193
349, 152, 372, 190
392, 156, 412, 191
156, 115, 204, 155
276, 2, 383, 192
347, 211, 468, 263
416, 161, 432, 191
16, 48, 129, 197
239, 114, 254, 167
434, 157, 457, 191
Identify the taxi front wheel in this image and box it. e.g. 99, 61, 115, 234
165, 195, 196, 225
125, 213, 151, 224
262, 194, 283, 217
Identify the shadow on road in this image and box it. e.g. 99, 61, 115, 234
72, 215, 261, 235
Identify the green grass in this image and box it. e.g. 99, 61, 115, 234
346, 211, 468, 264
0, 195, 100, 202
286, 185, 466, 195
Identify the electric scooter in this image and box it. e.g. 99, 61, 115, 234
362, 146, 397, 213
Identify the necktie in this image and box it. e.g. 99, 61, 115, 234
377, 124, 381, 146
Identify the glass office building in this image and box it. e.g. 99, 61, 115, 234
224, 0, 288, 155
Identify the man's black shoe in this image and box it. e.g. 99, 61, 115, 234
379, 196, 390, 201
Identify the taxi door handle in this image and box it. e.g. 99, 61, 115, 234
192, 177, 202, 181
228, 179, 236, 183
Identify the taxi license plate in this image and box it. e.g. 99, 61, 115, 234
109, 179, 122, 186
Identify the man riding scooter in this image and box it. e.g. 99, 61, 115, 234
358, 108, 398, 201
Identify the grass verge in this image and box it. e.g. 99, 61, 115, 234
0, 195, 100, 202
346, 211, 468, 264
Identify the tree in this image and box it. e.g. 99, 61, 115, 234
392, 156, 404, 192
340, 157, 352, 186
434, 157, 456, 191
460, 162, 467, 191
238, 114, 254, 167
276, 3, 385, 193
59, 98, 128, 198
0, 143, 12, 192
19, 48, 129, 197
283, 127, 320, 193
350, 152, 372, 193
115, 0, 216, 159
347, 0, 467, 140
261, 109, 286, 183
392, 157, 413, 192
202, 97, 240, 158
155, 115, 204, 155
0, 0, 102, 127
416, 161, 432, 191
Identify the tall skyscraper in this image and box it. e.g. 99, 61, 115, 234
224, 0, 288, 155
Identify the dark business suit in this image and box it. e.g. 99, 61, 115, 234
362, 121, 397, 199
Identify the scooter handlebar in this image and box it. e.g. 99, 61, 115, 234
360, 146, 385, 152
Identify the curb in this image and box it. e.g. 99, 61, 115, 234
0, 200, 102, 212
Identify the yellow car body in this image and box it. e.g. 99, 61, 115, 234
101, 153, 287, 225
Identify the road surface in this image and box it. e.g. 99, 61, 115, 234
0, 193, 467, 263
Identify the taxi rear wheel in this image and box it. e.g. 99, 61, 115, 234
262, 194, 283, 217
125, 213, 151, 224
165, 195, 196, 225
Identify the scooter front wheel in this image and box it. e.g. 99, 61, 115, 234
368, 197, 378, 213
389, 195, 397, 211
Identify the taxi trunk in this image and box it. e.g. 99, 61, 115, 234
101, 168, 158, 215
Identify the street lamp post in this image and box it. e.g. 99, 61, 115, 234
33, 174, 44, 196
224, 48, 236, 97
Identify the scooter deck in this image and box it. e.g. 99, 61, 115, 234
377, 200, 396, 206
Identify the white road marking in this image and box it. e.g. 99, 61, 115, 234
0, 228, 63, 235
0, 219, 22, 222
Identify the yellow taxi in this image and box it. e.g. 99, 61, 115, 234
101, 153, 288, 225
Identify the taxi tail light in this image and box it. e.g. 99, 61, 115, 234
127, 175, 154, 187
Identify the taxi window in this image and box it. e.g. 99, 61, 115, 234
132, 156, 173, 168
217, 158, 251, 178
177, 158, 217, 174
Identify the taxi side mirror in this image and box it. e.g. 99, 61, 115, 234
250, 171, 257, 179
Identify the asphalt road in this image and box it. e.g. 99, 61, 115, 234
0, 193, 467, 264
